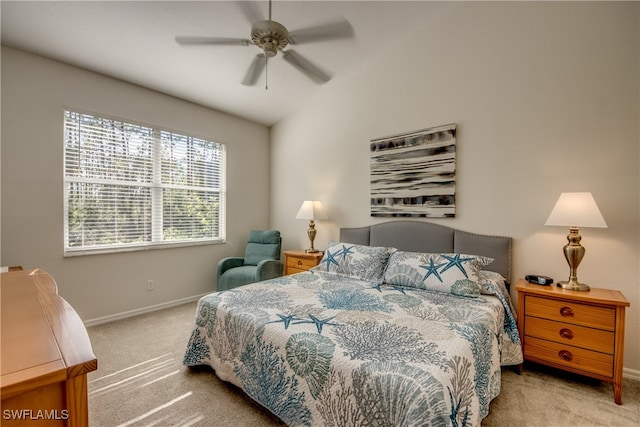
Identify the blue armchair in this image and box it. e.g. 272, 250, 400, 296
216, 230, 284, 291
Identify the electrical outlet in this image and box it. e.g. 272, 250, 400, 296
146, 279, 155, 291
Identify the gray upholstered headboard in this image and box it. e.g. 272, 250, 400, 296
340, 221, 512, 284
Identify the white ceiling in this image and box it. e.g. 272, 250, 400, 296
1, 1, 456, 126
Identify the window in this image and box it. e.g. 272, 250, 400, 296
63, 110, 225, 255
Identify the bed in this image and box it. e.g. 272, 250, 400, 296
184, 221, 523, 426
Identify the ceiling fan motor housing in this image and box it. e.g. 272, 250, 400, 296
251, 20, 289, 57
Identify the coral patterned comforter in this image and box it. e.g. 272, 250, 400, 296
183, 270, 522, 426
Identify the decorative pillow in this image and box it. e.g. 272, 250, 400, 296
478, 270, 508, 296
478, 270, 519, 335
383, 251, 494, 297
311, 241, 393, 284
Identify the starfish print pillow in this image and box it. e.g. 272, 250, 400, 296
312, 241, 394, 284
383, 251, 494, 297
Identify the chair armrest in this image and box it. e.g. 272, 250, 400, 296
217, 257, 245, 281
256, 259, 284, 281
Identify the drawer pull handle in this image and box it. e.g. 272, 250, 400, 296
558, 350, 573, 362
560, 306, 574, 317
559, 328, 574, 340
297, 260, 303, 267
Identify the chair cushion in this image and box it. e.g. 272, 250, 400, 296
218, 265, 258, 291
243, 230, 281, 266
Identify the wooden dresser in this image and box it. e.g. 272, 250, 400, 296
516, 279, 629, 404
284, 250, 323, 275
1, 269, 97, 425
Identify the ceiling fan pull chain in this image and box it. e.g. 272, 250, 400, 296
265, 56, 269, 90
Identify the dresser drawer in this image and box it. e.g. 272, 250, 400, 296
286, 256, 319, 270
524, 316, 614, 354
526, 295, 615, 330
524, 336, 614, 378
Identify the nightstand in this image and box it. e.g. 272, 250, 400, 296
284, 250, 323, 275
516, 279, 629, 404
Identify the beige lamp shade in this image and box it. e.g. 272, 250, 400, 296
545, 192, 607, 228
295, 201, 328, 221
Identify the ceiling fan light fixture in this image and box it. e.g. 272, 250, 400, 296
251, 20, 289, 58
261, 38, 278, 57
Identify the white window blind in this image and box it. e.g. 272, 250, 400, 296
63, 110, 225, 255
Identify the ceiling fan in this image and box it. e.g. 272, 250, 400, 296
175, 0, 354, 88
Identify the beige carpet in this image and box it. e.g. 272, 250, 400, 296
87, 301, 639, 426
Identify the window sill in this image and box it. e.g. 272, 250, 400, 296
64, 239, 225, 257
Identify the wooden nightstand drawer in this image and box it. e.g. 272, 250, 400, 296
286, 256, 319, 270
525, 295, 615, 330
284, 250, 323, 275
287, 267, 308, 275
525, 337, 614, 378
524, 316, 614, 354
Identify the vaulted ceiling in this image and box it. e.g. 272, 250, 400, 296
1, 1, 456, 126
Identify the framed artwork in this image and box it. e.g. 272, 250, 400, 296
370, 123, 456, 218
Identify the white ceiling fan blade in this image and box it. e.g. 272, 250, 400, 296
288, 17, 354, 45
282, 50, 331, 84
175, 36, 251, 46
242, 54, 267, 86
237, 1, 265, 24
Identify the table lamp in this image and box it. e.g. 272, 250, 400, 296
545, 192, 607, 291
295, 201, 327, 253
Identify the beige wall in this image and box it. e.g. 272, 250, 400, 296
1, 47, 271, 321
270, 2, 639, 373
1, 1, 637, 376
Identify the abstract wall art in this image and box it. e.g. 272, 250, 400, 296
370, 123, 456, 218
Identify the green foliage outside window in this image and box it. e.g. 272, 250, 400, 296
64, 111, 225, 254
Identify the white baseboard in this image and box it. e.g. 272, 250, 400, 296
83, 293, 208, 327
624, 367, 640, 382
